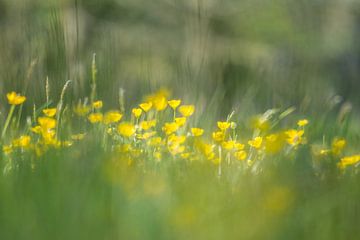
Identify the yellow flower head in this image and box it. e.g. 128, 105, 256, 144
38, 117, 57, 129
178, 105, 195, 117
297, 119, 309, 127
212, 131, 225, 142
13, 135, 31, 148
140, 120, 156, 130
118, 122, 136, 137
332, 138, 346, 155
168, 99, 181, 110
235, 143, 245, 151
191, 128, 204, 137
162, 122, 179, 135
285, 129, 304, 146
175, 117, 186, 127
132, 108, 143, 118
222, 140, 236, 150
43, 108, 57, 117
234, 151, 247, 161
88, 113, 103, 123
104, 111, 123, 124
265, 133, 285, 154
146, 89, 169, 111
248, 136, 263, 149
92, 100, 103, 109
74, 103, 90, 117
217, 121, 231, 131
139, 102, 152, 112
251, 117, 270, 132
338, 154, 360, 169
148, 137, 163, 147
7, 91, 26, 105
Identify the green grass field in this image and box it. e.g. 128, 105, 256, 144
1, 1, 360, 239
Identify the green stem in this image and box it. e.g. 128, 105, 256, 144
2, 105, 16, 140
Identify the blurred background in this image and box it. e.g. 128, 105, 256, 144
0, 0, 359, 121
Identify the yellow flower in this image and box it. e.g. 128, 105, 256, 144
234, 151, 247, 161
285, 129, 304, 146
337, 154, 360, 169
178, 105, 195, 117
248, 136, 263, 149
118, 122, 136, 137
191, 128, 204, 137
146, 89, 169, 111
139, 131, 157, 140
212, 131, 225, 142
140, 120, 156, 130
13, 135, 31, 148
180, 153, 191, 159
251, 117, 270, 132
74, 103, 90, 117
168, 99, 181, 109
92, 100, 103, 109
88, 113, 103, 123
148, 137, 163, 147
38, 117, 57, 129
235, 143, 245, 150
175, 117, 186, 127
43, 108, 57, 117
7, 91, 26, 105
162, 122, 179, 135
31, 125, 42, 134
168, 134, 186, 145
332, 138, 346, 156
3, 145, 13, 155
217, 121, 230, 131
104, 111, 123, 124
139, 102, 152, 112
222, 140, 236, 150
132, 108, 143, 118
265, 133, 285, 154
297, 119, 309, 127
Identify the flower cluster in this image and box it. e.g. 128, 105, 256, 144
1, 90, 359, 173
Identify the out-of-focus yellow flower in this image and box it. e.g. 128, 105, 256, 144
43, 108, 57, 117
31, 126, 42, 134
337, 154, 360, 169
265, 133, 285, 154
74, 103, 90, 117
162, 122, 179, 135
234, 151, 247, 161
168, 144, 185, 156
140, 120, 156, 130
88, 113, 103, 123
139, 102, 152, 112
179, 105, 195, 117
251, 117, 270, 132
332, 138, 346, 156
297, 119, 309, 127
191, 128, 204, 137
38, 117, 57, 129
168, 134, 186, 145
104, 111, 123, 124
217, 121, 230, 131
132, 108, 143, 118
118, 122, 136, 137
153, 151, 162, 161
13, 135, 31, 148
3, 145, 13, 155
248, 136, 263, 149
212, 131, 225, 142
285, 129, 304, 146
181, 152, 191, 159
168, 100, 181, 110
146, 89, 169, 111
235, 143, 245, 151
92, 100, 103, 109
175, 117, 186, 127
148, 137, 163, 146
222, 140, 236, 150
139, 131, 157, 140
7, 91, 26, 105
